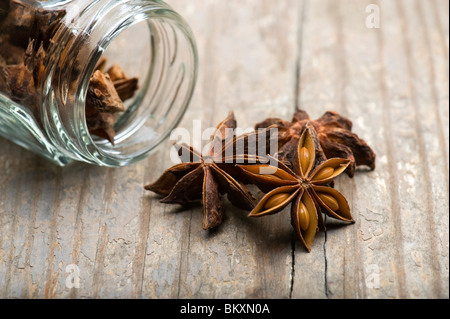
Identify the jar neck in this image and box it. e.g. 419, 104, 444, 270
42, 0, 198, 166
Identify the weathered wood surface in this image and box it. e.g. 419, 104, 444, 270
0, 0, 448, 299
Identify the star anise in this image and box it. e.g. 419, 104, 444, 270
256, 109, 376, 177
238, 124, 354, 252
145, 112, 258, 230
0, 2, 137, 145
86, 63, 139, 144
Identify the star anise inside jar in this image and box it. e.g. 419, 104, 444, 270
86, 60, 139, 144
238, 124, 353, 252
0, 1, 139, 146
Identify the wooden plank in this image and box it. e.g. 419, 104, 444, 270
423, 0, 450, 293
144, 0, 301, 299
321, 0, 380, 299
136, 0, 218, 298
44, 165, 88, 299
330, 0, 408, 299
394, 0, 448, 298
292, 0, 377, 299
0, 146, 37, 298
292, 0, 449, 299
0, 151, 62, 298
290, 0, 329, 299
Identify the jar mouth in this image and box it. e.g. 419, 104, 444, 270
75, 2, 197, 166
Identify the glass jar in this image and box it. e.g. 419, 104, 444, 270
0, 0, 198, 167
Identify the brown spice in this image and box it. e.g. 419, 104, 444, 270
86, 112, 118, 145
256, 110, 377, 177
113, 77, 139, 102
238, 124, 354, 252
85, 64, 139, 144
107, 64, 139, 101
145, 112, 260, 230
144, 110, 375, 249
95, 57, 108, 73
0, 0, 139, 145
107, 64, 127, 82
0, 38, 26, 65
1, 62, 36, 107
87, 70, 125, 114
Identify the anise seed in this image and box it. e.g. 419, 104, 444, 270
317, 193, 339, 211
300, 147, 310, 172
299, 201, 310, 231
264, 193, 290, 210
314, 167, 335, 181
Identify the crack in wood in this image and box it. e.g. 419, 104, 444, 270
289, 236, 296, 299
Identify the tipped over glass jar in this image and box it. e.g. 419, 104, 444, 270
0, 0, 198, 166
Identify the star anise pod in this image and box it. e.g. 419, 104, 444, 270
238, 124, 354, 252
0, 57, 36, 108
86, 64, 139, 144
145, 112, 258, 230
106, 64, 139, 101
256, 109, 376, 177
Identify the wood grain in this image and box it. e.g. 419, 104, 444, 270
0, 0, 448, 299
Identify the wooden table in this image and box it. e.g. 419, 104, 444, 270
0, 0, 448, 299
